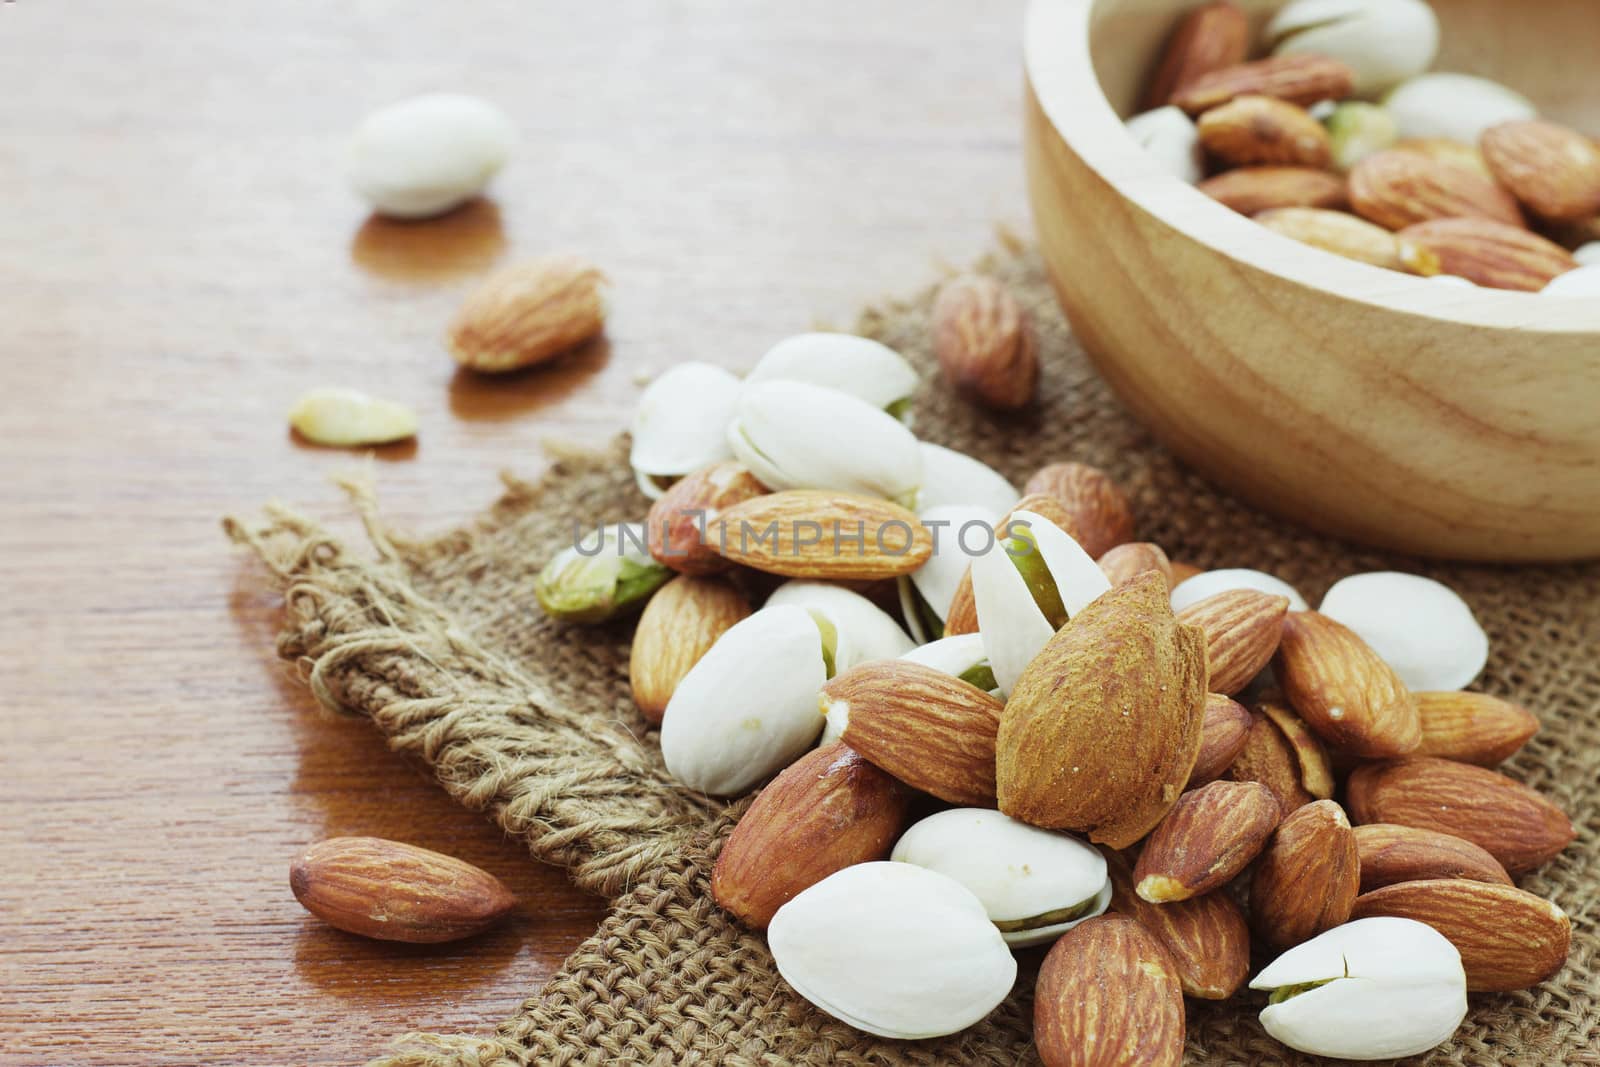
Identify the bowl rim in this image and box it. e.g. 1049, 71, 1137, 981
1023, 0, 1600, 335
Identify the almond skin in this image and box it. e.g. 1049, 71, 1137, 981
289, 837, 517, 943
1353, 823, 1513, 893
1189, 693, 1254, 788
711, 742, 909, 929
825, 660, 1003, 805
1226, 701, 1333, 816
447, 255, 606, 372
1101, 847, 1249, 1000
1035, 915, 1185, 1067
1173, 54, 1355, 115
646, 460, 768, 575
1142, 0, 1250, 110
629, 575, 751, 723
1176, 588, 1289, 696
706, 490, 932, 580
1251, 800, 1359, 949
1133, 779, 1280, 902
1346, 757, 1575, 875
1481, 118, 1600, 222
1414, 690, 1540, 766
1197, 95, 1331, 168
944, 492, 1085, 635
1349, 149, 1524, 231
1397, 217, 1578, 290
1256, 207, 1408, 270
1020, 463, 1135, 558
1274, 610, 1421, 758
933, 275, 1038, 410
1198, 166, 1348, 215
1350, 879, 1571, 992
1097, 542, 1173, 590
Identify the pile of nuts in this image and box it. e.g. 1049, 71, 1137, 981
531, 288, 1575, 1063
1126, 0, 1600, 294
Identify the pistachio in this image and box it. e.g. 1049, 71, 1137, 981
629, 362, 741, 499
906, 503, 997, 638
744, 333, 918, 415
535, 523, 670, 623
1170, 567, 1308, 613
1318, 572, 1487, 691
1324, 101, 1398, 171
1125, 106, 1205, 184
1267, 0, 1438, 96
765, 580, 915, 673
914, 442, 1019, 516
899, 634, 994, 686
287, 387, 418, 447
1575, 242, 1600, 267
1544, 264, 1600, 297
346, 93, 515, 219
1383, 73, 1537, 144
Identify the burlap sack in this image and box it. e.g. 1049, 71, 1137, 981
226, 241, 1599, 1066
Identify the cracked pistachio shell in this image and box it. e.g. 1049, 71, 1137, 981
914, 443, 1019, 515
1383, 73, 1537, 144
899, 633, 991, 682
744, 333, 918, 414
534, 523, 670, 623
728, 380, 921, 503
891, 809, 1111, 947
660, 605, 826, 795
765, 580, 914, 673
768, 861, 1017, 1039
1253, 917, 1467, 1060
629, 362, 741, 498
1171, 568, 1308, 613
1268, 0, 1437, 96
1126, 106, 1204, 184
1319, 572, 1487, 691
912, 503, 997, 627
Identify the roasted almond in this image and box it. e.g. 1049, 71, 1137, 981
1397, 217, 1579, 291
1176, 588, 1289, 696
943, 492, 1082, 636
1020, 462, 1135, 558
1102, 847, 1249, 1000
1414, 690, 1540, 766
712, 742, 909, 929
646, 460, 769, 575
824, 659, 1003, 806
1189, 693, 1254, 788
1173, 53, 1355, 115
1251, 799, 1359, 949
629, 575, 750, 723
1142, 0, 1250, 110
1349, 149, 1524, 232
706, 490, 932, 580
1346, 757, 1575, 875
1133, 779, 1280, 902
1481, 118, 1600, 222
1197, 167, 1348, 215
290, 837, 517, 943
1274, 610, 1421, 758
447, 255, 607, 372
1035, 915, 1185, 1067
1226, 701, 1334, 816
1350, 879, 1571, 992
1353, 823, 1513, 893
1097, 541, 1173, 590
1197, 95, 1332, 168
933, 274, 1038, 410
1256, 207, 1409, 270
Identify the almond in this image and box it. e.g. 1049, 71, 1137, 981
447, 255, 606, 372
1350, 879, 1571, 992
289, 837, 516, 943
1348, 150, 1524, 231
629, 575, 751, 723
1102, 847, 1249, 1000
1481, 118, 1600, 221
706, 489, 932, 580
943, 492, 1082, 635
1034, 915, 1185, 1067
1251, 800, 1359, 949
1142, 0, 1250, 110
1197, 95, 1332, 168
1395, 137, 1493, 178
1169, 560, 1204, 585
1177, 588, 1290, 696
1256, 206, 1409, 270
1173, 54, 1356, 115
1226, 701, 1334, 815
1097, 541, 1173, 590
1346, 757, 1575, 875
998, 573, 1208, 848
1197, 166, 1348, 215
711, 742, 909, 929
1133, 779, 1280, 902
646, 460, 769, 575
1353, 823, 1513, 893
1274, 610, 1421, 757
1020, 462, 1135, 558
1414, 690, 1539, 766
932, 275, 1038, 410
1397, 217, 1579, 290
824, 659, 1003, 805
1189, 693, 1253, 787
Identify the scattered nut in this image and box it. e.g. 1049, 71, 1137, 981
287, 387, 418, 447
448, 255, 607, 372
932, 275, 1039, 410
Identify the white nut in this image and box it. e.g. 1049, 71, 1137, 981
1253, 916, 1467, 1060
744, 333, 919, 415
909, 503, 996, 628
891, 808, 1110, 947
765, 580, 914, 672
898, 633, 992, 684
768, 861, 1017, 1039
1125, 106, 1203, 184
1574, 242, 1600, 268
1170, 568, 1309, 613
1543, 265, 1600, 297
346, 93, 515, 219
1383, 73, 1537, 144
1318, 571, 1488, 691
287, 387, 417, 447
914, 443, 1019, 516
1268, 0, 1438, 96
629, 362, 741, 499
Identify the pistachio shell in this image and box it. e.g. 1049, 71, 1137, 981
346, 93, 516, 219
912, 504, 996, 627
629, 363, 741, 496
1126, 106, 1204, 184
899, 633, 991, 679
1319, 572, 1487, 691
744, 333, 918, 412
765, 580, 914, 673
1383, 73, 1537, 144
1544, 264, 1600, 297
535, 523, 669, 623
1171, 568, 1308, 613
1268, 0, 1438, 96
915, 443, 1020, 515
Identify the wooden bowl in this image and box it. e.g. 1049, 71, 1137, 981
1023, 0, 1600, 561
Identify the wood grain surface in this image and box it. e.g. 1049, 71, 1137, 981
0, 2, 1024, 1063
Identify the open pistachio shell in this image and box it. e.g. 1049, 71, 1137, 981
744, 333, 918, 414
914, 443, 1019, 515
535, 523, 670, 623
629, 362, 741, 498
1171, 568, 1309, 613
1268, 0, 1438, 96
766, 580, 914, 674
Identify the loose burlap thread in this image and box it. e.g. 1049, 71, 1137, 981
227, 241, 1599, 1066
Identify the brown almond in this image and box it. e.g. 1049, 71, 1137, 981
447, 255, 606, 372
933, 275, 1038, 410
944, 492, 1083, 635
1189, 693, 1253, 788
824, 659, 1003, 805
1035, 914, 1185, 1067
1177, 588, 1290, 696
1397, 217, 1579, 291
1020, 462, 1135, 558
1350, 879, 1571, 992
1353, 823, 1513, 893
1259, 701, 1337, 800
1142, 0, 1250, 110
1256, 207, 1408, 270
1133, 779, 1280, 902
1198, 167, 1348, 215
629, 575, 751, 723
1251, 800, 1359, 949
711, 742, 909, 929
706, 489, 931, 580
1346, 756, 1575, 875
646, 460, 768, 575
1349, 150, 1524, 231
1102, 847, 1250, 1000
1394, 137, 1492, 178
1225, 702, 1333, 816
1173, 54, 1355, 115
1197, 95, 1332, 169
1274, 610, 1420, 757
1097, 541, 1173, 590
289, 837, 516, 943
1169, 560, 1205, 585
1481, 119, 1600, 221
1414, 690, 1540, 766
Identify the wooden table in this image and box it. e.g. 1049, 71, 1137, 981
0, 3, 1025, 1062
